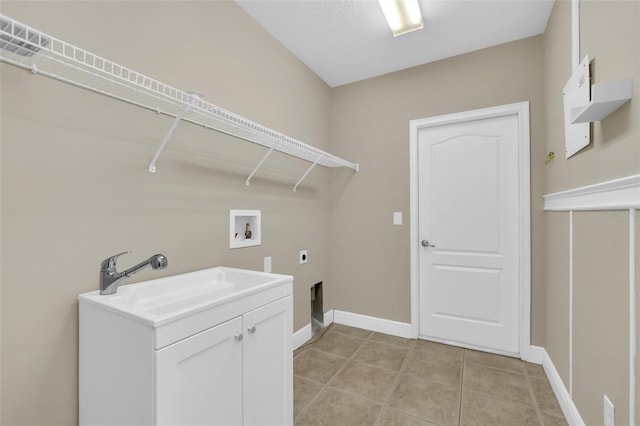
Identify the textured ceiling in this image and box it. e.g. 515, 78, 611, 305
236, 0, 554, 87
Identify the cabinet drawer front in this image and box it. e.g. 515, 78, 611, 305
243, 296, 293, 425
155, 316, 243, 426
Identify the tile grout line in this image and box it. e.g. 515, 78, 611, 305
458, 349, 467, 426
522, 362, 546, 426
294, 328, 372, 422
371, 343, 411, 425
333, 329, 441, 425
464, 357, 544, 410
296, 326, 564, 425
350, 329, 409, 425
293, 327, 348, 422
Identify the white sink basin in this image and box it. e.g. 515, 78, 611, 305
79, 267, 292, 326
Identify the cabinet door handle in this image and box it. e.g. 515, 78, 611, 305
248, 326, 256, 333
234, 333, 243, 341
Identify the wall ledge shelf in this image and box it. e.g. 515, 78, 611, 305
543, 174, 640, 211
0, 14, 359, 189
570, 79, 632, 124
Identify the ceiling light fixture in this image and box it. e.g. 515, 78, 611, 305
377, 0, 424, 37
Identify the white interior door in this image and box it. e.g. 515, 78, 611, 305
418, 114, 521, 354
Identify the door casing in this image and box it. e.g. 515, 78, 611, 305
409, 102, 531, 360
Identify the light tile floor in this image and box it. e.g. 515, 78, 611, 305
293, 324, 568, 426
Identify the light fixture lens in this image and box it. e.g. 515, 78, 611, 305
377, 0, 424, 37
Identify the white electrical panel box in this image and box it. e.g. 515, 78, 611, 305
563, 55, 591, 158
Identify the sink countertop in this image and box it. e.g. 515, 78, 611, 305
79, 266, 293, 328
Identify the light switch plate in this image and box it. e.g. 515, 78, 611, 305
393, 212, 402, 225
264, 256, 272, 273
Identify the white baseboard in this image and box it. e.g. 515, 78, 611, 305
534, 345, 585, 426
333, 310, 413, 338
324, 308, 334, 326
293, 309, 335, 350
293, 309, 412, 349
293, 324, 311, 350
526, 345, 545, 365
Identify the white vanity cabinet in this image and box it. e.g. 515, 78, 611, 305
156, 316, 244, 425
79, 267, 293, 426
155, 297, 292, 426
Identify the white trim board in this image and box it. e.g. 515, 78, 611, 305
543, 174, 640, 211
534, 345, 586, 426
293, 324, 311, 351
409, 101, 531, 359
293, 308, 335, 350
630, 209, 636, 426
543, 173, 638, 424
294, 309, 413, 350
569, 211, 574, 396
332, 310, 413, 338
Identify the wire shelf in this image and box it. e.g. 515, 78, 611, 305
0, 14, 359, 173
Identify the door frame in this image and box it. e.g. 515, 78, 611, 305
409, 101, 532, 360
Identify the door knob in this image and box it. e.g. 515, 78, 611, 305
234, 333, 243, 341
248, 326, 257, 333
421, 240, 435, 248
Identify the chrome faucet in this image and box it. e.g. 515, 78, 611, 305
99, 251, 168, 295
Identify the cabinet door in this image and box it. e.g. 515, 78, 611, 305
243, 296, 293, 426
155, 316, 243, 426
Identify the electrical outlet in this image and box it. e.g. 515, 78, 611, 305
299, 250, 308, 265
393, 211, 402, 225
604, 395, 615, 426
264, 256, 272, 273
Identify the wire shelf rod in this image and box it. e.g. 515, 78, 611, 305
148, 101, 193, 173
246, 145, 277, 186
0, 14, 359, 174
293, 154, 323, 192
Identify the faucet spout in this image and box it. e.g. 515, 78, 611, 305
124, 254, 168, 277
100, 252, 168, 295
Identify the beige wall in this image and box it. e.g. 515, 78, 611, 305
0, 2, 334, 424
328, 36, 547, 340
545, 0, 639, 194
2, 1, 639, 425
544, 212, 570, 388
542, 1, 640, 425
573, 211, 630, 425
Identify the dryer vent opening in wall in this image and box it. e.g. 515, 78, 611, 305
311, 282, 323, 338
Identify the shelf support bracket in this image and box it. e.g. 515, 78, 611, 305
148, 92, 201, 173
148, 103, 190, 173
293, 154, 323, 192
246, 144, 277, 186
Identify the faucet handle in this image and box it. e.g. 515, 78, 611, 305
100, 251, 130, 271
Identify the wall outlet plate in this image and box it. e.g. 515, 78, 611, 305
264, 256, 272, 273
299, 250, 308, 265
393, 211, 402, 225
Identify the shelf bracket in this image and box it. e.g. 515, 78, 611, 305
0, 14, 360, 178
293, 154, 323, 192
148, 93, 201, 173
246, 144, 277, 186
